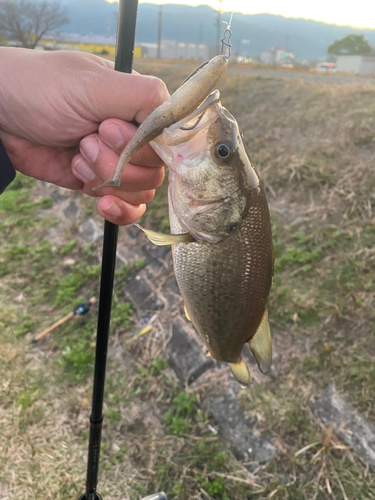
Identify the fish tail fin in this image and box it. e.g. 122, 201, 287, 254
248, 309, 272, 374
229, 358, 250, 388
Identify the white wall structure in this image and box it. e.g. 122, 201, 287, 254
336, 55, 375, 75
139, 39, 211, 60
260, 49, 273, 64
360, 56, 375, 75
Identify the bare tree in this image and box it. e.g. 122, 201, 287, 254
0, 0, 69, 49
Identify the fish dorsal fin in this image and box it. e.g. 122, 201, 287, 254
248, 309, 272, 374
229, 358, 250, 388
134, 224, 195, 246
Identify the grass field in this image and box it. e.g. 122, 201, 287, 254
1, 63, 375, 499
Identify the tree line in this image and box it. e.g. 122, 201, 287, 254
327, 34, 372, 56
0, 0, 69, 49
0, 0, 374, 59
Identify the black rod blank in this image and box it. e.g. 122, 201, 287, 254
79, 1, 139, 499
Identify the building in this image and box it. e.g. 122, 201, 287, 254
259, 46, 295, 66
139, 39, 213, 60
336, 54, 375, 75
259, 49, 273, 64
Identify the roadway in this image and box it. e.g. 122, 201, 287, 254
134, 59, 375, 86
226, 66, 375, 86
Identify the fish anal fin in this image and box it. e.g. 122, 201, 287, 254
229, 358, 250, 388
134, 223, 195, 246
249, 309, 272, 374
184, 305, 191, 321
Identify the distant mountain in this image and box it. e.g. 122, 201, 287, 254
57, 1, 375, 60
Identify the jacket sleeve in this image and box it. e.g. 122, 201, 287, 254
0, 138, 16, 194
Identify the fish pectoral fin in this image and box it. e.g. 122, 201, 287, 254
229, 359, 250, 388
248, 309, 272, 374
184, 305, 191, 321
134, 224, 195, 246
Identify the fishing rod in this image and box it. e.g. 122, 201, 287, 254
78, 1, 166, 499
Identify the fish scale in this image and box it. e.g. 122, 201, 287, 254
170, 185, 273, 364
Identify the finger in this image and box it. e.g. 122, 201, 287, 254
99, 119, 164, 167
90, 70, 170, 124
77, 136, 165, 191
97, 196, 146, 225
72, 155, 157, 205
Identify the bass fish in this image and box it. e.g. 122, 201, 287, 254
97, 56, 274, 386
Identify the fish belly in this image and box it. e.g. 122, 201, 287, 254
169, 186, 273, 363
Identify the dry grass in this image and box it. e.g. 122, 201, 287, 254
1, 64, 375, 499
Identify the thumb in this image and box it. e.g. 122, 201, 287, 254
89, 68, 170, 125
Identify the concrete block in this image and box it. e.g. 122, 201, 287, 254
63, 201, 80, 220
314, 384, 375, 468
78, 218, 104, 243
210, 386, 277, 469
167, 322, 214, 384
126, 275, 163, 311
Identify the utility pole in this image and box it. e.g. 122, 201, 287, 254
157, 5, 162, 59
196, 22, 203, 60
216, 0, 222, 55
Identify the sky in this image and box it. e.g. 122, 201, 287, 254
134, 0, 375, 29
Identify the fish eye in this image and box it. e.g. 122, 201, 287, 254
213, 141, 235, 162
216, 144, 230, 158
217, 143, 230, 158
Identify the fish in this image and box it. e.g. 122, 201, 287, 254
99, 57, 274, 386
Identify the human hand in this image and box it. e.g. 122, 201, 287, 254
0, 48, 170, 224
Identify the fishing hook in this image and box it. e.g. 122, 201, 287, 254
180, 110, 207, 130
178, 60, 210, 88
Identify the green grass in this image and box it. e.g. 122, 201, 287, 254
0, 173, 250, 500
2, 69, 375, 499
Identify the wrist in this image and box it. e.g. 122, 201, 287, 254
0, 47, 12, 131
0, 47, 30, 133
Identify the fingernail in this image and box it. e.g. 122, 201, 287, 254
102, 202, 122, 218
80, 137, 99, 163
72, 157, 96, 182
100, 124, 124, 149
